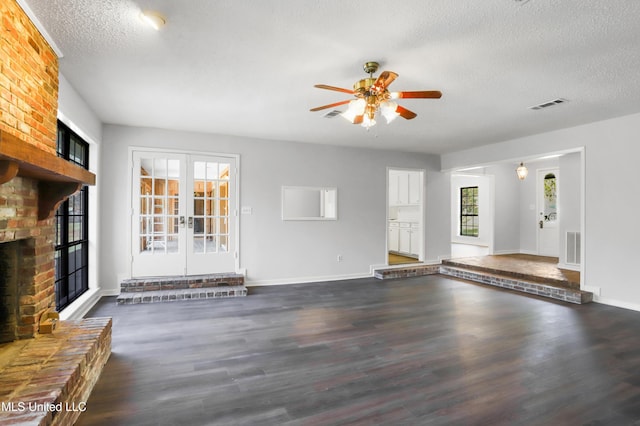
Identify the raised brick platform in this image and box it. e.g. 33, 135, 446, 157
117, 273, 247, 305
439, 265, 592, 304
374, 263, 592, 305
0, 317, 112, 426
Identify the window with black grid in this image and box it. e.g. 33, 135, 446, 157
55, 121, 89, 311
460, 186, 479, 237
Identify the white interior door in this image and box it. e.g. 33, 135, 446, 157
537, 168, 559, 257
187, 156, 236, 275
132, 151, 237, 277
132, 152, 186, 277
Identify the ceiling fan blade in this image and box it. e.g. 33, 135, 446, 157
374, 71, 398, 90
394, 90, 442, 99
396, 105, 417, 120
314, 84, 355, 95
309, 100, 351, 112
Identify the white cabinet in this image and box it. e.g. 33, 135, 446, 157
399, 224, 411, 253
389, 171, 421, 205
389, 172, 401, 205
389, 221, 421, 257
408, 172, 421, 204
388, 223, 399, 252
410, 223, 420, 256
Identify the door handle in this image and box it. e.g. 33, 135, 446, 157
179, 216, 185, 228
539, 220, 544, 229
188, 217, 193, 228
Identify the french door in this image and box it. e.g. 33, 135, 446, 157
132, 151, 236, 277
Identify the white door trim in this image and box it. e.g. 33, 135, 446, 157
386, 167, 426, 264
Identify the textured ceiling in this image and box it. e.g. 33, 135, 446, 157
22, 0, 640, 154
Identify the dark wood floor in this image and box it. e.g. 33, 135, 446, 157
79, 276, 640, 425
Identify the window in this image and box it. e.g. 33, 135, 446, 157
543, 173, 557, 222
460, 186, 479, 237
55, 121, 89, 311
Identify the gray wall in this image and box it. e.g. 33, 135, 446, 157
100, 125, 448, 292
486, 163, 520, 254
558, 152, 581, 268
442, 111, 640, 310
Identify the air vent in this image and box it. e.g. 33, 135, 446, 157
323, 110, 342, 118
529, 98, 568, 110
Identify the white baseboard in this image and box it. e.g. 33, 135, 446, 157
582, 285, 601, 296
557, 262, 580, 272
245, 272, 371, 287
519, 250, 538, 256
594, 296, 640, 312
101, 288, 121, 296
493, 250, 520, 255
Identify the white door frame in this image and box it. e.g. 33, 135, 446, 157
128, 147, 240, 278
386, 167, 426, 264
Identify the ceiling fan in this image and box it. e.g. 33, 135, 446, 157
310, 61, 442, 128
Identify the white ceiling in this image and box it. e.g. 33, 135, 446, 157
22, 0, 640, 155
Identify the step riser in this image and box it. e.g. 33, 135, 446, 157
439, 266, 591, 305
116, 286, 247, 305
120, 274, 244, 293
374, 266, 439, 280
442, 260, 580, 290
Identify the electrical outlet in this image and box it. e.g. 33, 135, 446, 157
337, 255, 343, 262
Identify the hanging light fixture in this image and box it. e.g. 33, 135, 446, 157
516, 162, 529, 180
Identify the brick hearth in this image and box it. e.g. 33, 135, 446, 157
0, 318, 111, 425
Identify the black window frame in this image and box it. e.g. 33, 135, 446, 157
55, 121, 90, 311
460, 186, 479, 237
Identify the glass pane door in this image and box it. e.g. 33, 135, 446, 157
132, 153, 186, 277
139, 157, 181, 254
187, 157, 235, 274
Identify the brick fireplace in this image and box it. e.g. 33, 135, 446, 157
0, 175, 58, 341
0, 0, 99, 339
1, 2, 111, 424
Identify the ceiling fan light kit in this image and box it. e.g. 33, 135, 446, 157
310, 61, 442, 129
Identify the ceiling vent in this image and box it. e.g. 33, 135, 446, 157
323, 110, 342, 118
529, 98, 568, 110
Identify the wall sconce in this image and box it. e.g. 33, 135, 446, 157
516, 162, 528, 180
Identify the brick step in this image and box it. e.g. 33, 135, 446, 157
116, 286, 247, 305
120, 273, 244, 293
439, 265, 592, 304
374, 265, 440, 280
442, 259, 580, 290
